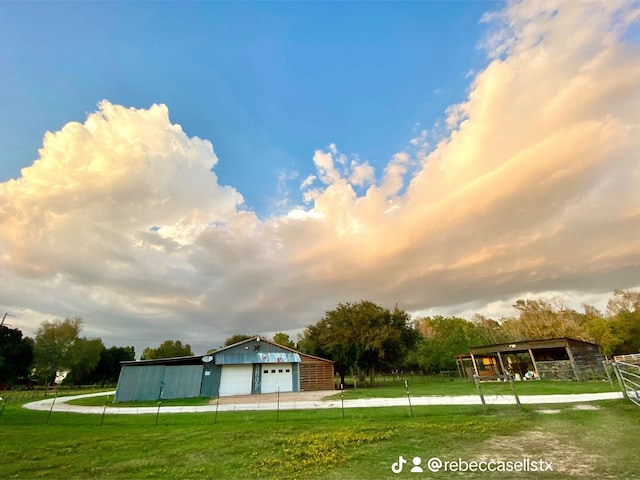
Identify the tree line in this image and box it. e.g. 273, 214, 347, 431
1, 289, 637, 388
296, 289, 640, 378
0, 317, 135, 389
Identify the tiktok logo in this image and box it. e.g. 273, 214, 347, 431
391, 455, 407, 473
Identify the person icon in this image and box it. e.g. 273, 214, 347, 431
411, 456, 423, 473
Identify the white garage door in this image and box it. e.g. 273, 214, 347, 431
219, 364, 253, 397
261, 363, 293, 394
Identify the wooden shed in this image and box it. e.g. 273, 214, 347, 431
299, 352, 335, 391
456, 337, 606, 381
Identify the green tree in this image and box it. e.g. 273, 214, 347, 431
33, 317, 83, 384
89, 345, 136, 386
64, 338, 104, 385
272, 332, 295, 349
0, 325, 34, 387
607, 289, 640, 355
223, 334, 255, 347
471, 314, 510, 345
413, 316, 481, 373
141, 340, 194, 360
299, 301, 420, 385
299, 319, 357, 387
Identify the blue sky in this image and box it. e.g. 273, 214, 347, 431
1, 1, 639, 354
1, 1, 495, 216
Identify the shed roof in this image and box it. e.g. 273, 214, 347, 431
467, 337, 599, 356
120, 355, 204, 367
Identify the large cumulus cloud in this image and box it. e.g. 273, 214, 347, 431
1, 0, 639, 353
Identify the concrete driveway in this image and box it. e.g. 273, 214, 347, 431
22, 390, 623, 415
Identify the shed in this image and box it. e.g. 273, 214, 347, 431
114, 336, 334, 402
299, 352, 335, 391
456, 337, 606, 381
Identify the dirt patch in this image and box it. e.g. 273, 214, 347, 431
211, 390, 335, 405
537, 409, 562, 414
474, 429, 606, 478
572, 404, 601, 411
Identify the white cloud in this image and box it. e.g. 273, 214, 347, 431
1, 1, 639, 354
349, 160, 375, 187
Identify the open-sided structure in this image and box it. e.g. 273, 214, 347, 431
456, 337, 606, 381
114, 336, 334, 402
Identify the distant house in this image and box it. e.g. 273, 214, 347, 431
114, 336, 334, 402
456, 337, 606, 381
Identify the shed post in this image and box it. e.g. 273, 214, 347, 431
473, 375, 487, 415
496, 352, 506, 376
528, 348, 540, 378
470, 352, 480, 377
564, 341, 581, 381
455, 357, 464, 379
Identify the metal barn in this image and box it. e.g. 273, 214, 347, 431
114, 336, 334, 402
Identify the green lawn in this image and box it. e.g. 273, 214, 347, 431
1, 388, 638, 479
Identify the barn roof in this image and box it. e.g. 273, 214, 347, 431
467, 337, 600, 356
120, 336, 333, 366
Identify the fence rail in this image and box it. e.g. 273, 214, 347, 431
613, 361, 640, 407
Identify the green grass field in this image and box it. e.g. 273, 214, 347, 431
1, 381, 638, 479
328, 378, 617, 399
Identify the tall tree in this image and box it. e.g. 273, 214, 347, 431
70, 345, 136, 386
33, 317, 83, 384
141, 340, 193, 360
272, 332, 295, 349
299, 301, 419, 385
96, 346, 135, 385
413, 316, 481, 373
471, 314, 510, 345
65, 338, 105, 386
607, 289, 640, 355
0, 325, 34, 387
223, 334, 255, 347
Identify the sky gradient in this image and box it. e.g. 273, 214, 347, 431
1, 1, 639, 356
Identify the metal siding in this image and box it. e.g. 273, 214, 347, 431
210, 365, 222, 397
292, 363, 300, 392
115, 365, 165, 402
251, 364, 262, 394
162, 365, 204, 399
114, 365, 137, 402
135, 365, 166, 401
200, 362, 215, 397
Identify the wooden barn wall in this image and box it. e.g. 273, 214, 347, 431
567, 340, 605, 380
300, 359, 334, 391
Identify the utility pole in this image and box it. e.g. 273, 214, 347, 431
1, 312, 15, 327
